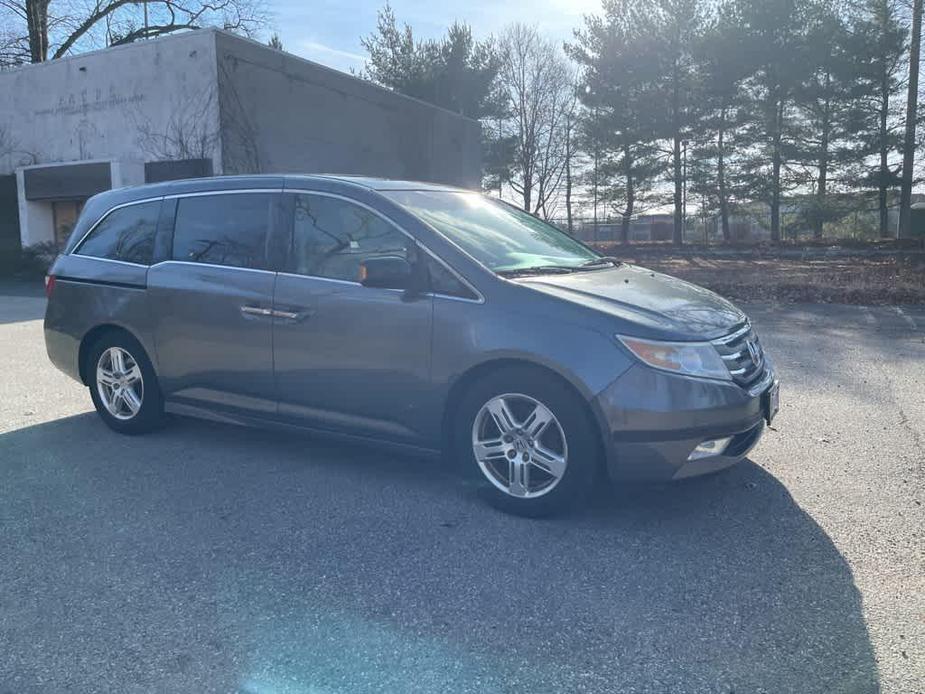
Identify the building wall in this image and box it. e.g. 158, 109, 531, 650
214, 32, 481, 188
0, 31, 221, 177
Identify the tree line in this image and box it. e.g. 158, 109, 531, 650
363, 0, 925, 243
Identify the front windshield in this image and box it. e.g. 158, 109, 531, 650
383, 190, 603, 273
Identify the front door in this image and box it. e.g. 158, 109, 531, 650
272, 192, 433, 443
52, 200, 84, 246
147, 192, 280, 416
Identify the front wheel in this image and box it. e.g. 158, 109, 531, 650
88, 332, 164, 435
454, 366, 600, 517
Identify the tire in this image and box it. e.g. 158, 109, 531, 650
87, 330, 165, 435
453, 365, 600, 517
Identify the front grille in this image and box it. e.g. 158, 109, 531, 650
712, 322, 765, 388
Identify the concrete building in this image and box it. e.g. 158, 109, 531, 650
0, 29, 481, 249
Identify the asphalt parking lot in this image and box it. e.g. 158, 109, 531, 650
1, 281, 923, 694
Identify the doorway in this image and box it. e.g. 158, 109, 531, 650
0, 174, 20, 253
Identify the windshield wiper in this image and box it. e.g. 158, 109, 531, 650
497, 265, 582, 277
580, 256, 621, 269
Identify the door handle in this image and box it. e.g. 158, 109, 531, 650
240, 305, 273, 318
271, 307, 312, 322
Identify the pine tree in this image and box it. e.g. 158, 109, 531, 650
567, 0, 667, 242
648, 0, 707, 244
732, 0, 813, 242
849, 0, 906, 237
791, 2, 868, 238
361, 7, 501, 121
690, 1, 750, 241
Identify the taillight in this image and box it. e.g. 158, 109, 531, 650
44, 274, 56, 298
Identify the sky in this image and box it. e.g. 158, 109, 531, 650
269, 0, 602, 74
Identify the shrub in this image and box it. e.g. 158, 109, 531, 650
0, 241, 60, 279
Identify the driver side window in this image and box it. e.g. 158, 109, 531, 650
290, 194, 413, 282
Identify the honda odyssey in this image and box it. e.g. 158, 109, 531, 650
44, 175, 779, 516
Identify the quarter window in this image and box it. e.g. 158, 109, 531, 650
426, 256, 478, 300
76, 201, 160, 265
172, 193, 273, 270
290, 194, 412, 282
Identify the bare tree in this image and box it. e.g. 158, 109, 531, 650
0, 124, 38, 170
498, 23, 573, 217
0, 0, 265, 64
562, 82, 581, 234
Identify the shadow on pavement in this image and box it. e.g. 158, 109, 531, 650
0, 413, 879, 693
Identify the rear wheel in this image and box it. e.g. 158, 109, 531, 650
454, 366, 599, 517
88, 332, 164, 434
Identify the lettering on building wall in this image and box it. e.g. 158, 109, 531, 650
33, 87, 145, 117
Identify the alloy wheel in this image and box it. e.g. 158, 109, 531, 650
471, 393, 568, 499
96, 347, 144, 421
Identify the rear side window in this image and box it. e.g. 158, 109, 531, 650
172, 193, 273, 270
290, 193, 412, 282
76, 201, 160, 265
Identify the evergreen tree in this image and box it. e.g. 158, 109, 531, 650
791, 2, 869, 238
361, 6, 501, 120
733, 0, 815, 242
647, 0, 708, 244
567, 0, 667, 242
849, 0, 906, 237
690, 1, 751, 241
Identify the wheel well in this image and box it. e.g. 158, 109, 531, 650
441, 358, 604, 459
77, 324, 138, 385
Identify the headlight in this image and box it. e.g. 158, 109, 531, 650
616, 335, 731, 381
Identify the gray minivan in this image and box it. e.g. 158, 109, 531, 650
44, 175, 779, 516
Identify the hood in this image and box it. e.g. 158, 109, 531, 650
514, 264, 746, 341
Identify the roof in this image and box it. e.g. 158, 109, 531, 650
290, 174, 469, 193
82, 173, 473, 215
108, 173, 469, 197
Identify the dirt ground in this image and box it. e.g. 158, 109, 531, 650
592, 244, 925, 305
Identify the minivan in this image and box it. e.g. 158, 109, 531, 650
44, 175, 779, 516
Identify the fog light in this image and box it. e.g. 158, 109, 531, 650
688, 436, 733, 461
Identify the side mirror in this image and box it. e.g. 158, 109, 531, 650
359, 255, 413, 290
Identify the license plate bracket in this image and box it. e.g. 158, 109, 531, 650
763, 380, 780, 425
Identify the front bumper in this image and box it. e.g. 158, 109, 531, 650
593, 362, 776, 482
